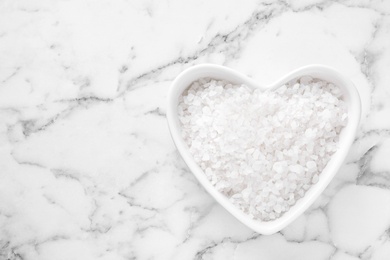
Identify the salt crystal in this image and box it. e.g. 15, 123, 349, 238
300, 76, 313, 85
305, 128, 317, 139
306, 161, 317, 171
341, 113, 347, 121
246, 148, 255, 154
253, 161, 263, 171
289, 165, 304, 174
274, 173, 282, 180
202, 106, 211, 115
312, 174, 319, 183
275, 181, 283, 190
252, 149, 260, 160
274, 204, 282, 213
288, 173, 297, 180
291, 120, 299, 129
202, 154, 210, 161
272, 162, 286, 174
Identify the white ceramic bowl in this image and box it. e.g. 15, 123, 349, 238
166, 64, 361, 235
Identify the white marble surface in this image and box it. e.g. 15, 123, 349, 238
1, 0, 390, 259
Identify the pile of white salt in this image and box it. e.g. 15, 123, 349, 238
178, 77, 347, 221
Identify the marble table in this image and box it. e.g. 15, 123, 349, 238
1, 0, 390, 259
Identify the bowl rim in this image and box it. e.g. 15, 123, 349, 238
166, 63, 361, 235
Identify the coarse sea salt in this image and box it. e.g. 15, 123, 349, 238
178, 77, 348, 221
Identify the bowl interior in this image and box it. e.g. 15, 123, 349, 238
167, 64, 361, 235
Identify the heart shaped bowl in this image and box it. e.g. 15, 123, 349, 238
167, 64, 361, 235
